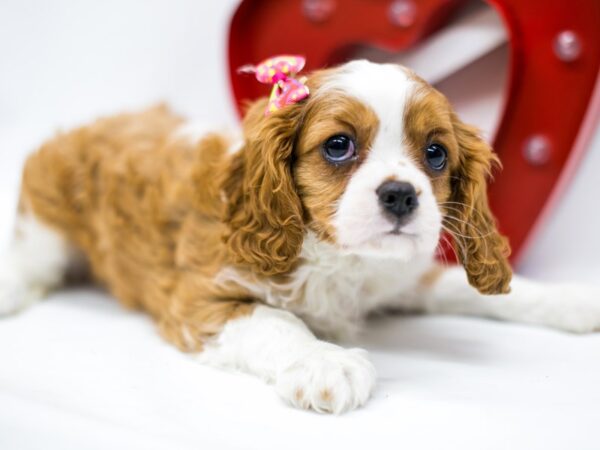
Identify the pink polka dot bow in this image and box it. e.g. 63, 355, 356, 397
239, 55, 310, 116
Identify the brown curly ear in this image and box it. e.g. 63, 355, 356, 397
448, 114, 512, 295
223, 99, 304, 276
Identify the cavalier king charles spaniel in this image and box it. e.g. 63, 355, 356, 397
3, 60, 600, 414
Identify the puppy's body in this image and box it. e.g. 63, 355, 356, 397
3, 61, 600, 414
17, 104, 427, 342
18, 106, 260, 350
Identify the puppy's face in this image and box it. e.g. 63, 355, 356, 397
294, 62, 452, 260
225, 60, 512, 295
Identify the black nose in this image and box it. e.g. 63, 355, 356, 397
376, 181, 419, 219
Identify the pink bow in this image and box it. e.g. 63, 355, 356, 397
240, 55, 310, 116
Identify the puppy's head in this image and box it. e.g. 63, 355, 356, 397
224, 60, 511, 295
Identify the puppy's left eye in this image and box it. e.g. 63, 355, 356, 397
425, 143, 447, 171
322, 135, 357, 164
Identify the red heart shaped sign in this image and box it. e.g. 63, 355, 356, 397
227, 0, 600, 261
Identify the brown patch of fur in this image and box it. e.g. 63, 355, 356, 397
21, 105, 256, 351
223, 98, 305, 277
447, 114, 512, 294
404, 80, 512, 295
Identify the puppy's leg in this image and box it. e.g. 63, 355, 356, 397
197, 304, 376, 414
409, 265, 600, 333
0, 212, 75, 316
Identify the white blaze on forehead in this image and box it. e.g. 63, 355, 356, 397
320, 60, 417, 149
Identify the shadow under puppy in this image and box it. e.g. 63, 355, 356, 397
3, 60, 600, 414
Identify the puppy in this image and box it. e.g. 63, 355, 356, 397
2, 60, 600, 414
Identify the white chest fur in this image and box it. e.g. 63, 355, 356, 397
217, 233, 433, 338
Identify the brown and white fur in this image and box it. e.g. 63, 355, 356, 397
2, 60, 600, 414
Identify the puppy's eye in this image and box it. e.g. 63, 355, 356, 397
322, 135, 357, 164
425, 143, 447, 171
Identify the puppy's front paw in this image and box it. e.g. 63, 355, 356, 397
275, 343, 376, 414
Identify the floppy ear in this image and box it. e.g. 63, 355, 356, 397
447, 114, 512, 295
223, 99, 305, 276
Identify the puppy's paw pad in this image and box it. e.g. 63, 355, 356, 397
276, 345, 376, 414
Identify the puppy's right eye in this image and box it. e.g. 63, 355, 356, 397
322, 135, 357, 164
